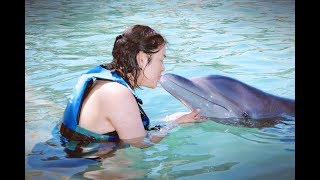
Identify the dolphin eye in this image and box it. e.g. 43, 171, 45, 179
242, 111, 249, 118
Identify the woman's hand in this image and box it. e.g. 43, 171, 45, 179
166, 109, 208, 124
137, 109, 208, 147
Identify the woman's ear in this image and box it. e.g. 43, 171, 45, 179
137, 51, 149, 69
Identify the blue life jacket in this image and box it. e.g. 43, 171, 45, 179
59, 65, 150, 144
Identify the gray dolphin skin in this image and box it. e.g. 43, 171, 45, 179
159, 73, 295, 128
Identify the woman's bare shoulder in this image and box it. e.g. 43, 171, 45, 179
100, 81, 132, 95
94, 81, 136, 106
96, 81, 145, 139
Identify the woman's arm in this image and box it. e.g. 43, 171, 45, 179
101, 82, 206, 149
145, 109, 203, 143
121, 109, 207, 148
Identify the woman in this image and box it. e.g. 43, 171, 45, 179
59, 24, 205, 158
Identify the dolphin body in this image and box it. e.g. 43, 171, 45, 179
159, 73, 295, 128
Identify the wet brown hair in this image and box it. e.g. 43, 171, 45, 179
103, 24, 167, 89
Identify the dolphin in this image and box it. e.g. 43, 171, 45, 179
159, 73, 295, 128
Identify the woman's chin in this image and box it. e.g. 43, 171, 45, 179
141, 80, 158, 89
148, 83, 158, 89
149, 84, 157, 89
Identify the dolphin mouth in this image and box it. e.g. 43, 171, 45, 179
160, 74, 228, 112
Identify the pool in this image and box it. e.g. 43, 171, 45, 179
25, 0, 295, 179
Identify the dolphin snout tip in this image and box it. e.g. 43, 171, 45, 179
159, 73, 171, 84
159, 75, 165, 84
160, 73, 174, 79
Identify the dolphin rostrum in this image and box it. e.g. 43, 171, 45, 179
159, 73, 295, 128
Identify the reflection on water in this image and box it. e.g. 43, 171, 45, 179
26, 118, 295, 179
25, 0, 294, 179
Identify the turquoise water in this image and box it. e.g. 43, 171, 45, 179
25, 0, 295, 179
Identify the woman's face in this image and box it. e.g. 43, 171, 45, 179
138, 45, 166, 88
